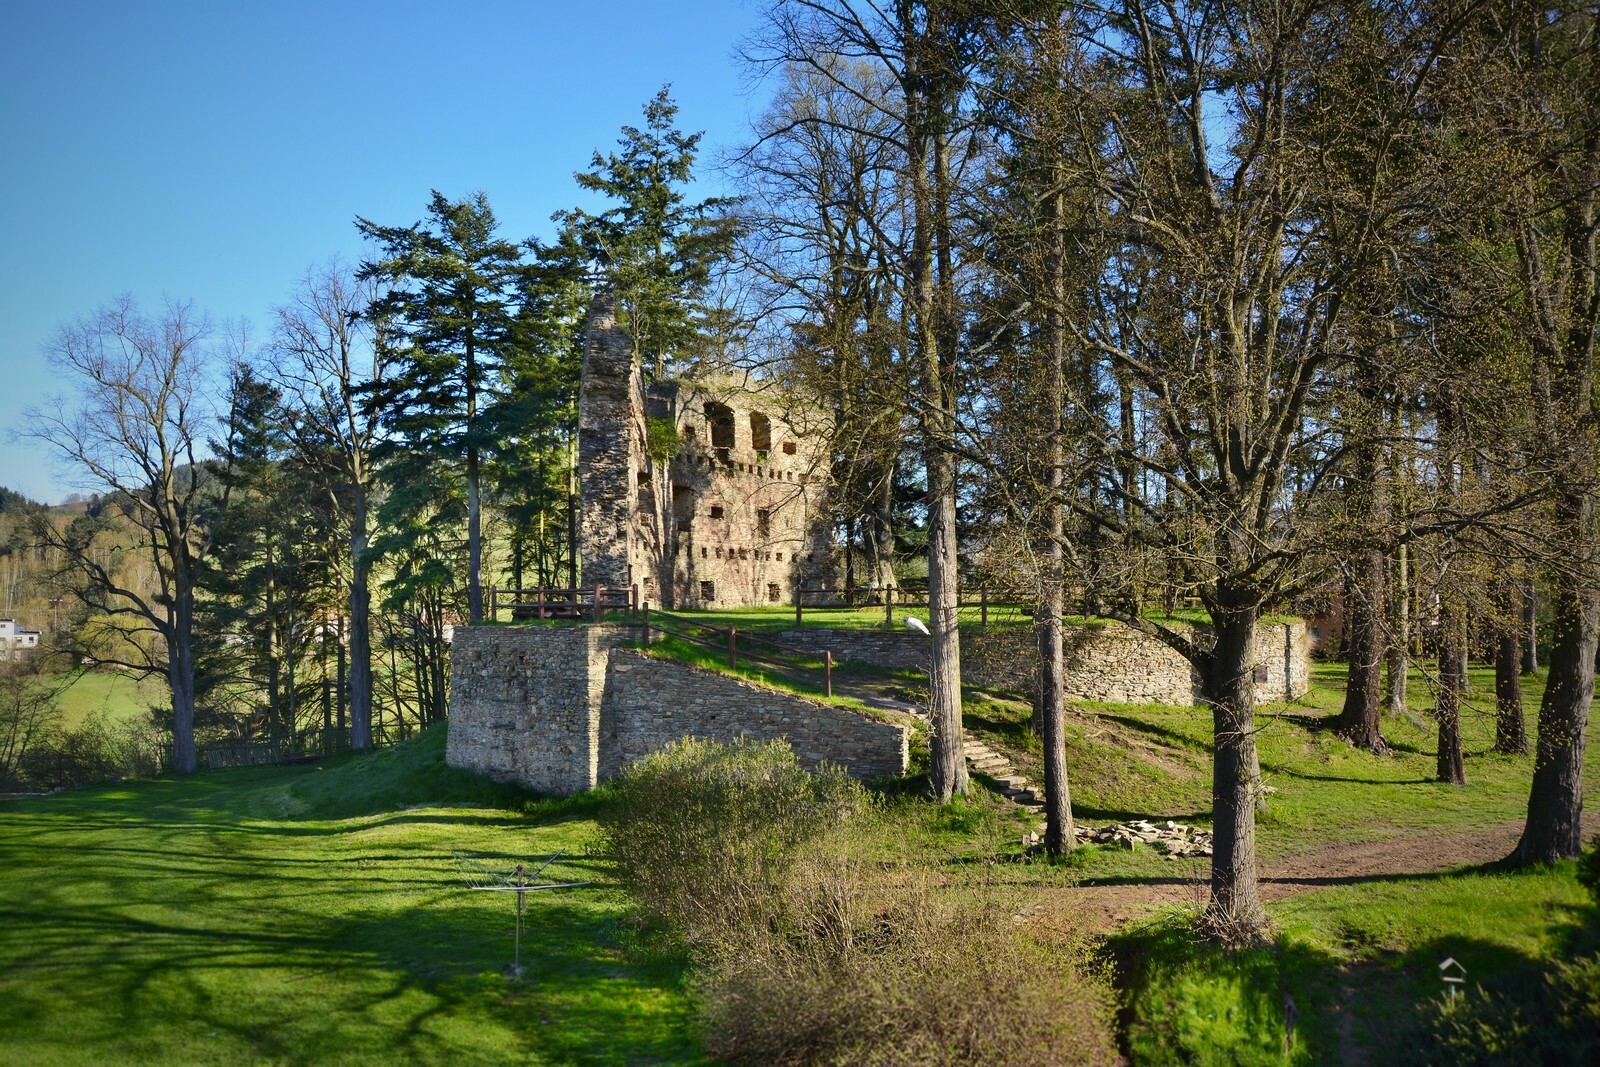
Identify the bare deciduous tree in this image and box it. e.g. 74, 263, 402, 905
27, 296, 237, 773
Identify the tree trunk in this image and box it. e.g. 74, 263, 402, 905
1435, 604, 1467, 785
1037, 176, 1074, 855
1513, 493, 1595, 863
1336, 548, 1388, 751
169, 589, 198, 774
1386, 544, 1409, 714
1202, 607, 1268, 943
1493, 580, 1528, 755
1521, 583, 1538, 674
348, 497, 374, 751
927, 459, 967, 802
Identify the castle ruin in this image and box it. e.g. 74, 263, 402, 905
577, 294, 832, 608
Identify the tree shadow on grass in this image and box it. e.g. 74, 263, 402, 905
1106, 870, 1598, 1066
0, 878, 697, 1066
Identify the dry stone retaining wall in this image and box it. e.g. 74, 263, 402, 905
780, 619, 1311, 707
598, 650, 908, 783
447, 624, 909, 795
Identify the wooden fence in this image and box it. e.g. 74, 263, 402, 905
487, 585, 640, 623
637, 604, 835, 698
793, 583, 997, 629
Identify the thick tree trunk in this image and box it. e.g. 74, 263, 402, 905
927, 459, 967, 802
1513, 488, 1595, 864
1336, 548, 1388, 751
1435, 606, 1467, 785
1037, 179, 1074, 856
1202, 607, 1269, 943
1493, 580, 1528, 755
1386, 544, 1409, 714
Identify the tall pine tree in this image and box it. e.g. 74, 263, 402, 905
357, 191, 523, 623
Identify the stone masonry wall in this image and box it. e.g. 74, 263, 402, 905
598, 650, 908, 783
779, 618, 1311, 707
448, 624, 909, 794
446, 625, 625, 794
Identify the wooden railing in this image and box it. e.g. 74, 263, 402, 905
638, 604, 834, 698
487, 585, 641, 623
793, 584, 995, 629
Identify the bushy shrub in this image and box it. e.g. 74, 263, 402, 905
600, 737, 869, 944
603, 738, 1120, 1065
698, 874, 1121, 1066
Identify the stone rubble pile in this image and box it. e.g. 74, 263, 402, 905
1083, 819, 1213, 858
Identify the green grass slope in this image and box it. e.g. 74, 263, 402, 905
0, 728, 701, 1066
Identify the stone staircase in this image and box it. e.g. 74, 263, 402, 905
963, 730, 1045, 822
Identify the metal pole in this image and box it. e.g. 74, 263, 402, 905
824, 650, 832, 698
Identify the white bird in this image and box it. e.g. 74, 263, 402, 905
905, 616, 930, 637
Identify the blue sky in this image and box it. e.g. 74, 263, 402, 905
0, 0, 769, 503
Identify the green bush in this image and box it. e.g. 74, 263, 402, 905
600, 737, 869, 945
1578, 831, 1600, 911
1416, 953, 1600, 1066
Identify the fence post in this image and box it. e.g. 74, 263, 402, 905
885, 585, 894, 626
593, 586, 604, 623
537, 587, 546, 620
729, 627, 738, 669
981, 587, 989, 631
643, 601, 651, 644
796, 590, 803, 626
824, 649, 833, 699
631, 584, 639, 623
488, 585, 497, 622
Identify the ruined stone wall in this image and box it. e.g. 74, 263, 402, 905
447, 624, 909, 794
577, 294, 651, 591
598, 650, 908, 783
1253, 620, 1312, 704
576, 296, 831, 609
652, 378, 831, 608
445, 624, 625, 793
778, 619, 1311, 707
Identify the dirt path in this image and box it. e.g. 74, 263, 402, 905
1045, 812, 1599, 932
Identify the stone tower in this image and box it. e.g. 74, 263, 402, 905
576, 293, 649, 591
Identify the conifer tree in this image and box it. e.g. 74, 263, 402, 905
357, 191, 524, 623
556, 87, 739, 379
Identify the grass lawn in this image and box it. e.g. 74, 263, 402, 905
1, 647, 1594, 1065
52, 669, 165, 730
964, 659, 1598, 858
953, 657, 1600, 1065
1116, 861, 1597, 1065
0, 728, 702, 1066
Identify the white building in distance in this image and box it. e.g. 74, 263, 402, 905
0, 619, 41, 659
